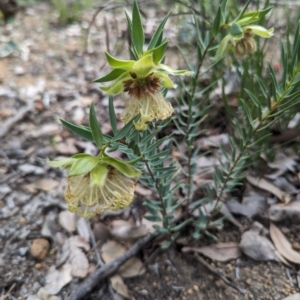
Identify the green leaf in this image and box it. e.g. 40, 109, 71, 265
105, 52, 135, 69
108, 96, 117, 135
93, 68, 127, 83
145, 40, 168, 64
132, 0, 145, 56
90, 164, 108, 187
212, 6, 222, 37
233, 0, 252, 23
148, 12, 170, 50
254, 74, 269, 100
69, 155, 99, 176
229, 23, 243, 37
102, 156, 141, 178
125, 10, 132, 33
112, 115, 140, 142
60, 119, 94, 141
47, 157, 76, 169
89, 102, 103, 149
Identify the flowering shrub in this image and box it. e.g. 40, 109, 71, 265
49, 0, 300, 244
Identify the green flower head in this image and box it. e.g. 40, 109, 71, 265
48, 154, 141, 218
215, 8, 274, 60
94, 48, 192, 130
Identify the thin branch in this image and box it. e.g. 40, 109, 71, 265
67, 233, 157, 300
193, 253, 246, 294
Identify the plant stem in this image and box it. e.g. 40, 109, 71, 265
211, 63, 300, 216
144, 159, 169, 228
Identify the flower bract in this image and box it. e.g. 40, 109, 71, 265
48, 154, 140, 218
94, 47, 193, 130
215, 9, 274, 60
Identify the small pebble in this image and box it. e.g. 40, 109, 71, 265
30, 238, 50, 260
35, 263, 42, 269
292, 242, 300, 251
19, 247, 28, 256
19, 217, 26, 225
246, 278, 252, 285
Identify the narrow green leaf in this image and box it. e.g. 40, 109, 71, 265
102, 156, 141, 177
132, 0, 145, 56
89, 102, 103, 149
148, 12, 170, 49
112, 115, 139, 142
233, 0, 252, 23
60, 119, 94, 141
105, 52, 135, 69
93, 68, 127, 83
254, 74, 269, 100
212, 6, 222, 37
145, 40, 168, 64
108, 96, 117, 135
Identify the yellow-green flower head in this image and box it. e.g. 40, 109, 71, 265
48, 154, 141, 218
215, 9, 274, 60
94, 47, 193, 130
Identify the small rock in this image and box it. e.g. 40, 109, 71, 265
30, 238, 50, 260
35, 263, 42, 269
246, 278, 252, 285
292, 242, 300, 251
19, 247, 28, 256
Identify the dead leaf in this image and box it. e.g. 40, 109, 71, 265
226, 192, 267, 218
44, 264, 72, 295
110, 220, 148, 241
269, 201, 300, 222
182, 242, 241, 262
76, 217, 91, 241
110, 274, 131, 299
59, 211, 76, 233
135, 184, 152, 196
239, 222, 278, 262
56, 236, 90, 278
197, 133, 229, 150
24, 179, 59, 193
101, 240, 145, 278
266, 153, 297, 180
282, 294, 300, 300
269, 222, 300, 264
246, 175, 291, 204
69, 247, 89, 278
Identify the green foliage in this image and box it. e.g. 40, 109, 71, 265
51, 0, 300, 246
51, 0, 93, 25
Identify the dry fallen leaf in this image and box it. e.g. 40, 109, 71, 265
182, 242, 241, 262
226, 192, 267, 218
269, 222, 300, 264
44, 264, 72, 295
56, 236, 90, 278
246, 175, 291, 204
110, 274, 131, 299
24, 179, 59, 193
268, 201, 300, 222
110, 219, 148, 241
282, 294, 300, 300
59, 210, 76, 233
239, 222, 278, 262
101, 240, 145, 278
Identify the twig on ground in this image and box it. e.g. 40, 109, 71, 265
193, 253, 246, 294
67, 233, 157, 300
0, 100, 34, 138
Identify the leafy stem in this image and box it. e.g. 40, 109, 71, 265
143, 158, 170, 229
210, 62, 300, 219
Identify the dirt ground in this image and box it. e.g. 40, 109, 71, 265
1, 2, 300, 300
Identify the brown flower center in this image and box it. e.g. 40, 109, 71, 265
123, 72, 161, 98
